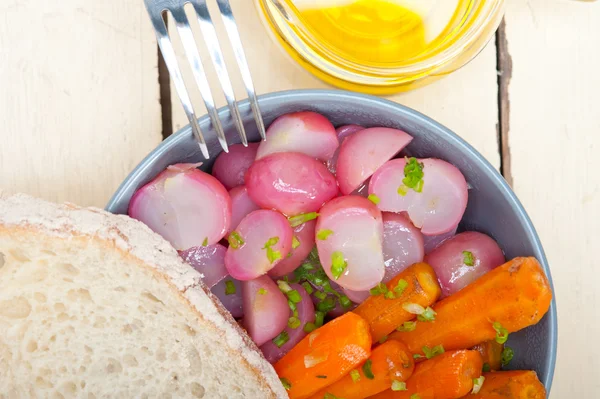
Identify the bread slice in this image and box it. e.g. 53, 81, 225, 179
0, 193, 287, 399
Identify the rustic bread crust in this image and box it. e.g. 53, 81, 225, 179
0, 193, 287, 398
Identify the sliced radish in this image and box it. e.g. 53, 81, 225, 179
369, 158, 468, 235
227, 186, 260, 234
179, 244, 227, 288
315, 196, 385, 291
128, 163, 231, 250
423, 224, 458, 254
327, 125, 364, 174
260, 283, 315, 364
425, 231, 505, 298
336, 124, 364, 141
245, 152, 338, 216
382, 212, 425, 282
343, 288, 370, 305
268, 220, 317, 278
256, 111, 339, 161
224, 210, 293, 280
241, 276, 289, 346
211, 142, 259, 190
336, 127, 413, 194
211, 277, 243, 318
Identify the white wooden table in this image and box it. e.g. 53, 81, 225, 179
1, 1, 598, 397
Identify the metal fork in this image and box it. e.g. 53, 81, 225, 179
144, 0, 266, 159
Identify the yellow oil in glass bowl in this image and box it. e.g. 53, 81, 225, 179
255, 0, 505, 94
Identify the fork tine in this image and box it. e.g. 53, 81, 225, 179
215, 0, 267, 141
143, 2, 210, 159
170, 8, 229, 153
189, 0, 248, 147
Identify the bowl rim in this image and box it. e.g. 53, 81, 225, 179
106, 88, 557, 391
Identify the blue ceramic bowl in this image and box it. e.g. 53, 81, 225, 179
106, 89, 557, 392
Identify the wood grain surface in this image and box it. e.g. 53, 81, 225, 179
504, 1, 600, 396
0, 0, 162, 207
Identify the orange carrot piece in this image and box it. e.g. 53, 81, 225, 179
274, 312, 372, 399
369, 350, 483, 399
465, 370, 547, 398
390, 257, 552, 356
472, 340, 504, 371
353, 262, 441, 342
307, 340, 415, 399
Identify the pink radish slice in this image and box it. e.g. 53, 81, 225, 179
425, 231, 505, 298
245, 152, 339, 216
382, 212, 425, 282
256, 111, 339, 161
423, 224, 458, 254
336, 124, 364, 140
128, 163, 231, 250
260, 283, 315, 364
268, 220, 317, 278
227, 186, 260, 234
179, 244, 228, 288
211, 143, 259, 190
211, 277, 243, 318
336, 127, 413, 195
369, 158, 468, 235
242, 276, 289, 346
343, 288, 370, 305
225, 210, 293, 280
327, 125, 364, 174
315, 195, 385, 291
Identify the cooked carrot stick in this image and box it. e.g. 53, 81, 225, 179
353, 262, 441, 342
472, 340, 504, 371
390, 257, 552, 356
369, 350, 483, 399
307, 340, 414, 399
466, 371, 546, 398
274, 312, 372, 399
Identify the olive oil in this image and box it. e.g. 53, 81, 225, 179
292, 0, 462, 65
256, 0, 498, 93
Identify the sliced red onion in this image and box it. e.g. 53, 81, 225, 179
425, 231, 505, 298
211, 277, 243, 318
245, 152, 339, 216
242, 275, 289, 347
225, 210, 293, 280
260, 283, 315, 364
256, 111, 339, 161
336, 127, 413, 194
382, 212, 425, 282
227, 185, 260, 234
315, 196, 385, 291
128, 163, 231, 250
369, 158, 468, 235
179, 244, 227, 288
268, 220, 317, 278
212, 143, 259, 190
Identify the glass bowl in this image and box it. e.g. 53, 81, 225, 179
254, 0, 505, 94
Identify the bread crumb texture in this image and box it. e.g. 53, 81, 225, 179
0, 193, 287, 398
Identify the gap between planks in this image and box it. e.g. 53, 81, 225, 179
496, 19, 513, 186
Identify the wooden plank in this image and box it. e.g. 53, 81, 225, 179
503, 1, 600, 397
168, 0, 500, 169
0, 0, 162, 208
